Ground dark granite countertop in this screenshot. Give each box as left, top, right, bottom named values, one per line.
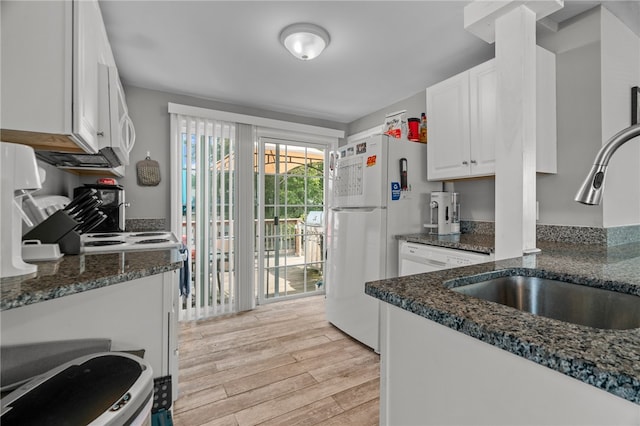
left=366, top=240, right=640, bottom=405
left=397, top=232, right=495, bottom=254
left=0, top=249, right=183, bottom=311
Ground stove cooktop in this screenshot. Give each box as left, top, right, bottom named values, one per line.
left=81, top=232, right=181, bottom=253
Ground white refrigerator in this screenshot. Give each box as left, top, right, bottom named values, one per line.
left=326, top=134, right=437, bottom=352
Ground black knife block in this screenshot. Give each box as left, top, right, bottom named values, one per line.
left=23, top=210, right=82, bottom=255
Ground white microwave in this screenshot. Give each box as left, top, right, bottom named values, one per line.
left=36, top=64, right=134, bottom=176
left=98, top=63, right=135, bottom=166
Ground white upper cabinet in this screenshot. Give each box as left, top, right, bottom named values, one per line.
left=426, top=65, right=472, bottom=180
left=468, top=59, right=497, bottom=177
left=73, top=0, right=103, bottom=152
left=1, top=0, right=118, bottom=155
left=426, top=46, right=557, bottom=181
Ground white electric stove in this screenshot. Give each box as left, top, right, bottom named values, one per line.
left=81, top=231, right=181, bottom=253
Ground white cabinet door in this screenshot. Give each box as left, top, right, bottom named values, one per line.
left=426, top=47, right=556, bottom=181
left=469, top=59, right=497, bottom=177
left=1, top=0, right=120, bottom=158
left=0, top=1, right=73, bottom=136
left=73, top=0, right=103, bottom=153
left=426, top=60, right=497, bottom=180
left=426, top=71, right=471, bottom=180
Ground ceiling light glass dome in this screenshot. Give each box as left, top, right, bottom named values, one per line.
left=280, top=23, right=330, bottom=61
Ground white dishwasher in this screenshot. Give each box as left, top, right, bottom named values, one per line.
left=398, top=240, right=493, bottom=276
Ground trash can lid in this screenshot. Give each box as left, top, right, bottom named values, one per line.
left=1, top=353, right=152, bottom=426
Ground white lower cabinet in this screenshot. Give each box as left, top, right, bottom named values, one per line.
left=379, top=303, right=639, bottom=425
left=0, top=271, right=180, bottom=402
left=426, top=46, right=557, bottom=181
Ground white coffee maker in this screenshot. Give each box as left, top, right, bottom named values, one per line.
left=1, top=142, right=42, bottom=278
left=425, top=191, right=460, bottom=235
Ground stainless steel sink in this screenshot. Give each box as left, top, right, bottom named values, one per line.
left=451, top=275, right=640, bottom=330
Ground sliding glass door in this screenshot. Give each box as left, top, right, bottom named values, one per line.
left=256, top=138, right=328, bottom=303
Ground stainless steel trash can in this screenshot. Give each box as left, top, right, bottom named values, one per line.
left=0, top=352, right=153, bottom=425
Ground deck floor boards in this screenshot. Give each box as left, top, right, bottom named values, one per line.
left=173, top=295, right=380, bottom=426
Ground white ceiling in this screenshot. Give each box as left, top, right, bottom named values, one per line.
left=99, top=1, right=640, bottom=125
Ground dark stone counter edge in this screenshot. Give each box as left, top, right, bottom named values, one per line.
left=401, top=236, right=494, bottom=254
left=365, top=276, right=640, bottom=406
left=1, top=263, right=181, bottom=311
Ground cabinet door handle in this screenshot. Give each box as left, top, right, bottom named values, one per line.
left=471, top=160, right=477, bottom=164
left=462, top=161, right=468, bottom=165
left=97, top=131, right=105, bottom=137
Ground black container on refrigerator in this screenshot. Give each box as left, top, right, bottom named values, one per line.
left=74, top=184, right=125, bottom=232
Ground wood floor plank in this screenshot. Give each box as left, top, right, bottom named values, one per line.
left=308, top=351, right=379, bottom=383
left=316, top=398, right=379, bottom=426
left=178, top=353, right=297, bottom=397
left=224, top=344, right=358, bottom=397
left=178, top=373, right=318, bottom=425
left=213, top=334, right=332, bottom=371
left=175, top=295, right=380, bottom=426
left=332, top=378, right=380, bottom=411
left=256, top=397, right=345, bottom=426
left=233, top=363, right=379, bottom=425
left=173, top=384, right=227, bottom=414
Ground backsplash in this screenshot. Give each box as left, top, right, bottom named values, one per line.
left=461, top=221, right=640, bottom=246
left=125, top=218, right=166, bottom=232
left=604, top=225, right=640, bottom=246
left=460, top=221, right=494, bottom=235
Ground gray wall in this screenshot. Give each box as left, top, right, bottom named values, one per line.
left=348, top=91, right=427, bottom=138
left=537, top=41, right=603, bottom=227
left=35, top=161, right=80, bottom=198
left=79, top=86, right=346, bottom=222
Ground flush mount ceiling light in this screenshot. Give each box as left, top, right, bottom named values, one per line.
left=279, top=23, right=330, bottom=61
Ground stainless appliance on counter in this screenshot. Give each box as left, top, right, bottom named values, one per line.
left=0, top=352, right=153, bottom=425
left=74, top=184, right=125, bottom=232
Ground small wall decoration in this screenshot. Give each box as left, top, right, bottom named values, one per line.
left=632, top=86, right=639, bottom=125
left=136, top=152, right=161, bottom=186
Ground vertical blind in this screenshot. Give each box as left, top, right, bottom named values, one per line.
left=171, top=114, right=236, bottom=320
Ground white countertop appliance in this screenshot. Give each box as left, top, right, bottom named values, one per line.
left=326, top=134, right=437, bottom=352
left=81, top=231, right=181, bottom=253
left=425, top=191, right=461, bottom=235
left=0, top=142, right=42, bottom=278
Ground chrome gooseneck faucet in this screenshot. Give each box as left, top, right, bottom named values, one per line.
left=575, top=123, right=640, bottom=205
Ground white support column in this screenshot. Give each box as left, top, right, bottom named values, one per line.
left=464, top=0, right=563, bottom=260
left=494, top=6, right=538, bottom=259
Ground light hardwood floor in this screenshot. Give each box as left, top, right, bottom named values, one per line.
left=173, top=295, right=380, bottom=426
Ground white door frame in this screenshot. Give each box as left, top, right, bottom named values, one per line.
left=256, top=132, right=336, bottom=305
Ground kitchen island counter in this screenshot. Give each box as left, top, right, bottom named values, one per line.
left=366, top=240, right=640, bottom=409
left=0, top=249, right=183, bottom=311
